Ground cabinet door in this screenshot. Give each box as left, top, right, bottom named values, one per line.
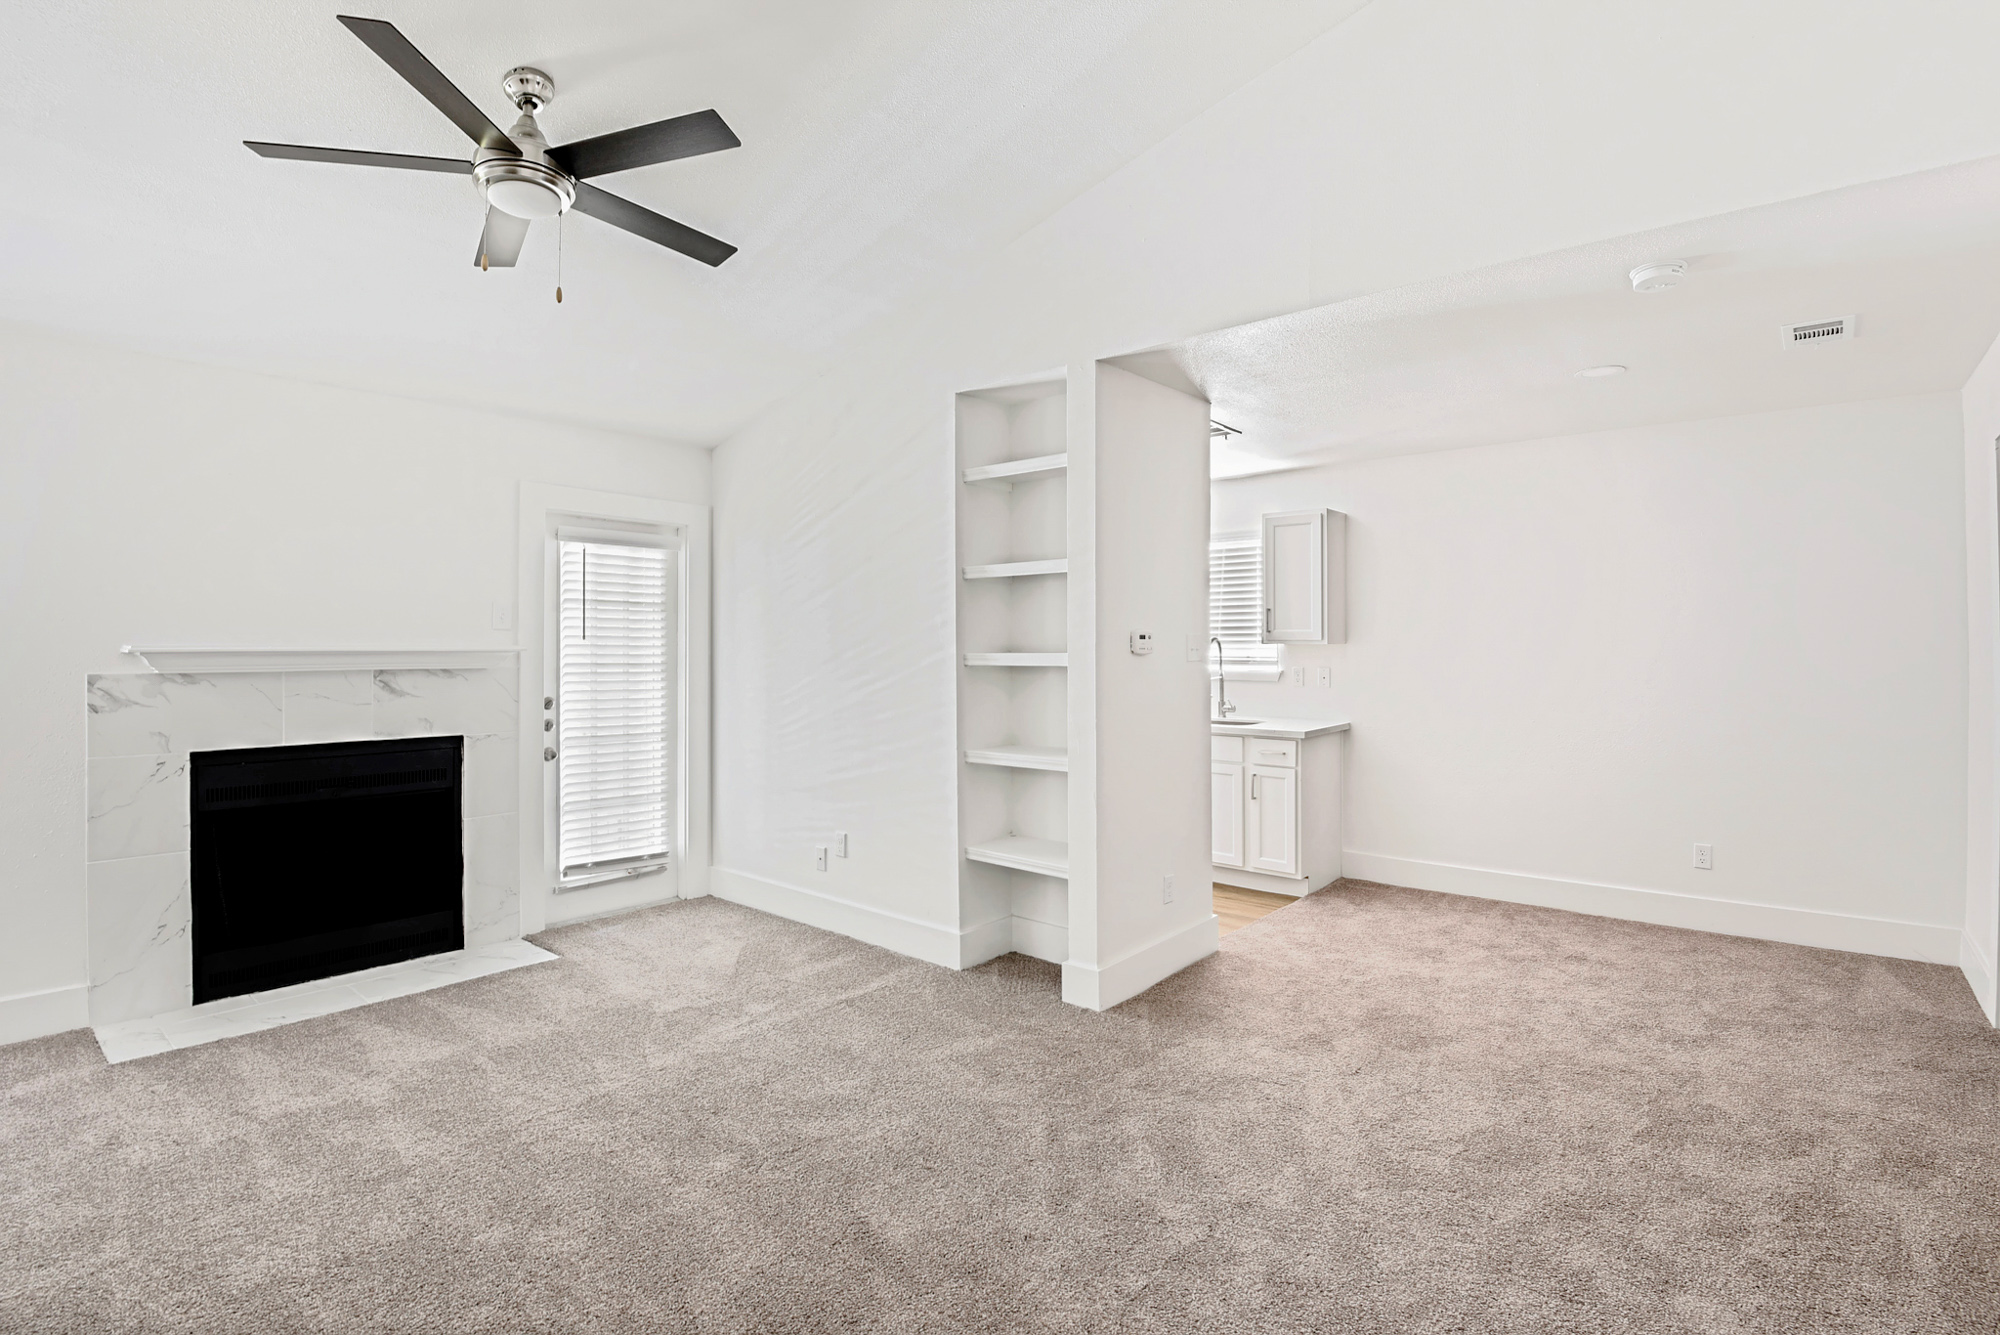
left=1262, top=510, right=1326, bottom=643
left=1246, top=764, right=1300, bottom=877
left=1211, top=762, right=1245, bottom=867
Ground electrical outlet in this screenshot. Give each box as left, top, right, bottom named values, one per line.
left=1317, top=666, right=1332, bottom=688
left=1185, top=635, right=1203, bottom=662
left=816, top=845, right=829, bottom=872
left=1162, top=874, right=1174, bottom=904
left=835, top=832, right=848, bottom=858
left=490, top=601, right=513, bottom=630
left=1693, top=843, right=1713, bottom=870
left=1292, top=667, right=1304, bottom=686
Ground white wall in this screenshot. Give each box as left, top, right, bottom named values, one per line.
left=1213, top=396, right=1970, bottom=962
left=1961, top=334, right=2000, bottom=1022
left=1064, top=363, right=1216, bottom=1008
left=710, top=4, right=2000, bottom=985
left=0, top=322, right=709, bottom=1042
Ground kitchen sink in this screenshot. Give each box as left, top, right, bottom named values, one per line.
left=1210, top=718, right=1263, bottom=726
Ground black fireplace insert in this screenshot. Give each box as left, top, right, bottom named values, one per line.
left=191, top=736, right=465, bottom=1003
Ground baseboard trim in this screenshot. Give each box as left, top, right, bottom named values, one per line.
left=710, top=866, right=965, bottom=969
left=1212, top=865, right=1318, bottom=898
left=1012, top=917, right=1067, bottom=965
left=959, top=914, right=1014, bottom=969
left=0, top=984, right=90, bottom=1047
left=1962, top=930, right=1998, bottom=1026
left=1342, top=851, right=1962, bottom=965
left=1062, top=914, right=1219, bottom=1011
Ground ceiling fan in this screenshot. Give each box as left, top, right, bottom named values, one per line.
left=246, top=15, right=739, bottom=273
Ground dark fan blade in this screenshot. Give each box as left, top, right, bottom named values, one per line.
left=569, top=182, right=736, bottom=266
left=336, top=15, right=518, bottom=152
left=245, top=141, right=470, bottom=173
left=547, top=109, right=740, bottom=179
left=475, top=208, right=532, bottom=268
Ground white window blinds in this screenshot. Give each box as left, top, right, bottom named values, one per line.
left=558, top=538, right=672, bottom=885
left=1210, top=536, right=1281, bottom=667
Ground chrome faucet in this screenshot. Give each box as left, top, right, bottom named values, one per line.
left=1210, top=636, right=1236, bottom=719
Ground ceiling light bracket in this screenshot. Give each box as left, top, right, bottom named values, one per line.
left=503, top=67, right=556, bottom=114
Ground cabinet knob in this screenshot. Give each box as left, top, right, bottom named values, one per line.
left=543, top=747, right=557, bottom=762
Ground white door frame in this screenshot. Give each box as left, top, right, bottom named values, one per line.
left=517, top=482, right=711, bottom=932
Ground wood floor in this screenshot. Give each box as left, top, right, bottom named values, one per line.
left=1213, top=884, right=1297, bottom=936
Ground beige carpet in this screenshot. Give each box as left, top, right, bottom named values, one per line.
left=3, top=880, right=1997, bottom=1333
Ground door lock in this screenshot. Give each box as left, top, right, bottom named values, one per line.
left=544, top=747, right=557, bottom=762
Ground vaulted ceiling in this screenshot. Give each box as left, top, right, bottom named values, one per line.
left=2, top=0, right=1368, bottom=442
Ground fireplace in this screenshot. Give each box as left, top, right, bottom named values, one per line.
left=191, top=736, right=465, bottom=1003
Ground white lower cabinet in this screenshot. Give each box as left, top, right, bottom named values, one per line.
left=1211, top=723, right=1346, bottom=896
left=1246, top=764, right=1300, bottom=876
left=1211, top=762, right=1244, bottom=867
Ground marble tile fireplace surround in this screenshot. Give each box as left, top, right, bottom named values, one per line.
left=85, top=662, right=527, bottom=1041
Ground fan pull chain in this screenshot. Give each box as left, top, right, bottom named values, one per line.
left=556, top=212, right=564, bottom=304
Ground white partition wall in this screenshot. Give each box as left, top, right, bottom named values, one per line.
left=1063, top=362, right=1218, bottom=1009
left=954, top=362, right=1216, bottom=1008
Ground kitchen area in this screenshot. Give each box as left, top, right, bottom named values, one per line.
left=1210, top=505, right=1350, bottom=931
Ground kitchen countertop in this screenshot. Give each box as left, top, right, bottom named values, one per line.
left=1210, top=716, right=1351, bottom=740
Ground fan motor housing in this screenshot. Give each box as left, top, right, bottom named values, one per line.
left=474, top=100, right=575, bottom=220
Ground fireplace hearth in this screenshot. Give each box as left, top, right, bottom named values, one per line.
left=191, top=736, right=465, bottom=1003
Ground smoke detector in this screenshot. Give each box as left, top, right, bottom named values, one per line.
left=1629, top=260, right=1688, bottom=293
left=1780, top=316, right=1853, bottom=346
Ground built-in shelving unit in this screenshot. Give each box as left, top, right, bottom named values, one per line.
left=964, top=745, right=1067, bottom=771
left=963, top=558, right=1067, bottom=580
left=955, top=378, right=1071, bottom=962
left=964, top=836, right=1069, bottom=879
left=963, top=652, right=1066, bottom=668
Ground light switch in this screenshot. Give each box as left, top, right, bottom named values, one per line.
left=490, top=601, right=513, bottom=630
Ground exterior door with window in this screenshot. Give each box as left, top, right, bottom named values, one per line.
left=553, top=533, right=677, bottom=892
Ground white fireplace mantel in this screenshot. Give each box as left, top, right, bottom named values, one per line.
left=120, top=646, right=520, bottom=674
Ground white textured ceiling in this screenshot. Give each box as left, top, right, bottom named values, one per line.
left=1110, top=156, right=2000, bottom=477
left=2, top=0, right=1368, bottom=442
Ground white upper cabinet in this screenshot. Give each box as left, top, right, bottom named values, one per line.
left=1261, top=509, right=1346, bottom=644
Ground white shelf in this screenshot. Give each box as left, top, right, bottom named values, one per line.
left=963, top=558, right=1067, bottom=580
left=965, top=836, right=1069, bottom=878
left=964, top=652, right=1067, bottom=667
left=962, top=453, right=1068, bottom=488
left=964, top=745, right=1068, bottom=772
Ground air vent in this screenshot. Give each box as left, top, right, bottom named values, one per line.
left=1781, top=316, right=1853, bottom=346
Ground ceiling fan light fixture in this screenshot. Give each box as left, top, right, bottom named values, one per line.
left=247, top=17, right=740, bottom=269
left=473, top=154, right=575, bottom=219
left=486, top=178, right=565, bottom=219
